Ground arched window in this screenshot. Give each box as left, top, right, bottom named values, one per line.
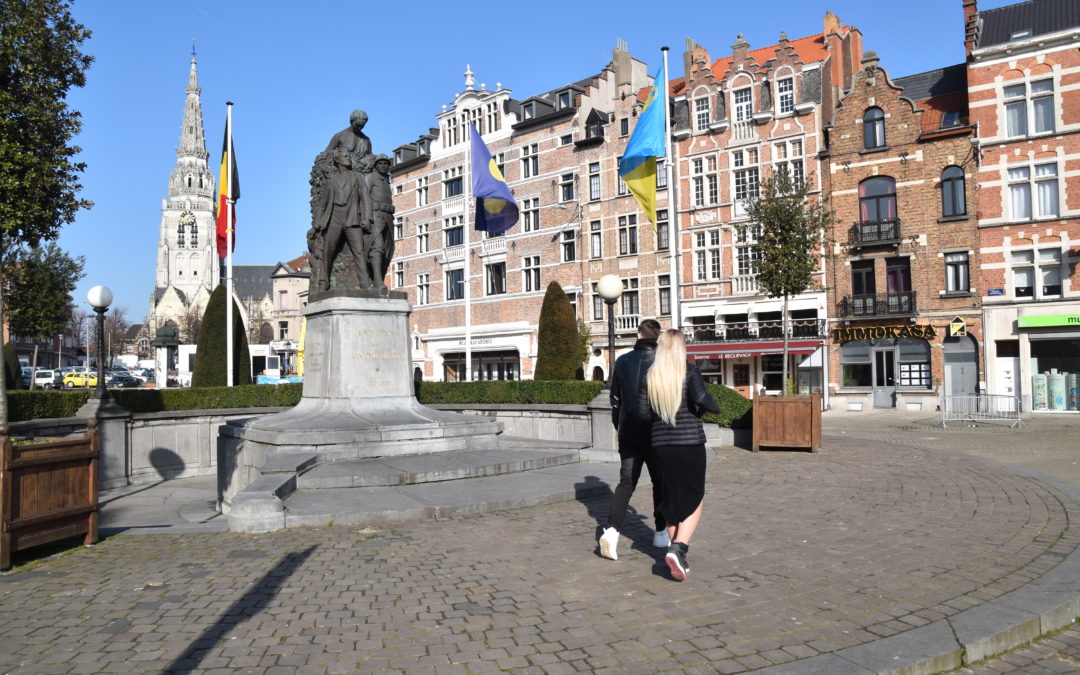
left=941, top=166, right=966, bottom=217
left=863, top=107, right=885, bottom=149
left=858, top=176, right=897, bottom=223
left=189, top=219, right=198, bottom=247
left=176, top=222, right=185, bottom=247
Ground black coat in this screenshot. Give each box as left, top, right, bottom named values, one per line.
left=635, top=364, right=720, bottom=447
left=610, top=339, right=657, bottom=440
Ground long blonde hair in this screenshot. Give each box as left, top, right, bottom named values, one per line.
left=647, top=329, right=687, bottom=426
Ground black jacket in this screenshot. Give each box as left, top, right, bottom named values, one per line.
left=635, top=364, right=720, bottom=447
left=610, top=339, right=657, bottom=439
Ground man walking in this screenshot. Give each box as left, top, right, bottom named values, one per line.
left=599, top=319, right=668, bottom=560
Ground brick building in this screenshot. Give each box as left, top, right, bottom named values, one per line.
left=965, top=0, right=1080, bottom=412
left=825, top=49, right=979, bottom=411
left=390, top=43, right=662, bottom=382
left=668, top=14, right=862, bottom=400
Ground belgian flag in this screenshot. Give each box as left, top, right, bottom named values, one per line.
left=215, top=112, right=240, bottom=258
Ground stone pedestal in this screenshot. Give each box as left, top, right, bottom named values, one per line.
left=76, top=398, right=131, bottom=490
left=218, top=292, right=502, bottom=530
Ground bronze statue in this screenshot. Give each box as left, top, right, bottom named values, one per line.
left=324, top=109, right=373, bottom=174
left=314, top=149, right=373, bottom=290
left=366, top=154, right=395, bottom=292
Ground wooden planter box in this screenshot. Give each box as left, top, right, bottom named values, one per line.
left=1, top=421, right=99, bottom=570
left=752, top=393, right=821, bottom=453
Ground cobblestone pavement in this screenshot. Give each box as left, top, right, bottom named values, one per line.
left=3, top=422, right=1080, bottom=674
left=955, top=622, right=1080, bottom=673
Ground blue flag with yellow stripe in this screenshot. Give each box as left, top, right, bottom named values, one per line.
left=618, top=63, right=666, bottom=224
left=470, top=124, right=518, bottom=233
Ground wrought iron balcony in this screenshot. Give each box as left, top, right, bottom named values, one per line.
left=847, top=218, right=902, bottom=248
left=837, top=292, right=917, bottom=318
left=682, top=318, right=828, bottom=344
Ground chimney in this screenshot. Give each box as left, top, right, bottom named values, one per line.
left=824, top=11, right=844, bottom=93
left=683, top=37, right=696, bottom=84
left=731, top=33, right=750, bottom=62
left=613, top=38, right=631, bottom=88
left=963, top=0, right=979, bottom=58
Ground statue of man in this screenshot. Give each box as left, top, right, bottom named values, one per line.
left=324, top=109, right=373, bottom=174
left=366, top=154, right=395, bottom=292
left=314, top=148, right=373, bottom=290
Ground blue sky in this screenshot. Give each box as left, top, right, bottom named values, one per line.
left=59, top=0, right=1014, bottom=321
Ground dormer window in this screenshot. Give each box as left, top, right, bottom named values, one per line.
left=418, top=139, right=429, bottom=155
left=777, top=78, right=794, bottom=114
left=522, top=102, right=535, bottom=120
left=941, top=111, right=961, bottom=128
left=394, top=149, right=403, bottom=163
left=587, top=120, right=602, bottom=139
left=558, top=91, right=572, bottom=109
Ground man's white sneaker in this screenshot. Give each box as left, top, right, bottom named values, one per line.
left=598, top=527, right=619, bottom=560
left=653, top=529, right=671, bottom=548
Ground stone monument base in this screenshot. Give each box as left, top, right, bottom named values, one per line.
left=218, top=292, right=502, bottom=531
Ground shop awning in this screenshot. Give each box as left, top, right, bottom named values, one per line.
left=687, top=340, right=823, bottom=360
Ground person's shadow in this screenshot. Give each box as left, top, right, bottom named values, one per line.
left=575, top=475, right=669, bottom=575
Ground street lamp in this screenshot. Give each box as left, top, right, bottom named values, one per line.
left=87, top=285, right=112, bottom=401
left=596, top=274, right=623, bottom=386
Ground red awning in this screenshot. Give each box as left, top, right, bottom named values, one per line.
left=686, top=340, right=822, bottom=360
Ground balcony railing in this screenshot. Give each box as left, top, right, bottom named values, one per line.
left=481, top=237, right=506, bottom=255
left=615, top=314, right=640, bottom=332
left=848, top=218, right=901, bottom=248
left=730, top=274, right=759, bottom=295
left=732, top=120, right=755, bottom=141
left=682, top=318, right=828, bottom=344
left=837, top=292, right=917, bottom=318
left=443, top=244, right=465, bottom=262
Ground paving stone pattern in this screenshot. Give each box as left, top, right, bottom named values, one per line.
left=2, top=432, right=1079, bottom=674
left=956, top=622, right=1080, bottom=673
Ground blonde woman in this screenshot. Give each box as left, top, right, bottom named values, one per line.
left=635, top=329, right=719, bottom=581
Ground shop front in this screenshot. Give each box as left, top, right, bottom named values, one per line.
left=830, top=323, right=942, bottom=411
left=686, top=339, right=824, bottom=400
left=1017, top=313, right=1079, bottom=412
left=422, top=323, right=534, bottom=382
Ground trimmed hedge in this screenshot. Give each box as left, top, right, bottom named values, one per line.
left=416, top=380, right=603, bottom=405
left=7, top=389, right=90, bottom=421
left=701, top=383, right=754, bottom=429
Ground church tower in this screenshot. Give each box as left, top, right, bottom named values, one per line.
left=149, top=51, right=218, bottom=337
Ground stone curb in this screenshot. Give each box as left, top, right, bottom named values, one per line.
left=750, top=432, right=1080, bottom=674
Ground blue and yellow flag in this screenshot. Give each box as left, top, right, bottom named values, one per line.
left=470, top=124, right=518, bottom=234
left=618, top=63, right=666, bottom=225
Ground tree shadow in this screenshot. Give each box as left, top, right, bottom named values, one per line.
left=164, top=545, right=318, bottom=673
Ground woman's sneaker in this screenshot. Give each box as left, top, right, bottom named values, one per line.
left=598, top=527, right=619, bottom=560
left=665, top=542, right=689, bottom=581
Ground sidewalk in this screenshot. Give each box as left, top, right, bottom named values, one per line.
left=0, top=412, right=1077, bottom=673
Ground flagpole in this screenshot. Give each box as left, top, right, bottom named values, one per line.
left=225, top=101, right=235, bottom=387
left=661, top=47, right=681, bottom=331
left=464, top=125, right=473, bottom=383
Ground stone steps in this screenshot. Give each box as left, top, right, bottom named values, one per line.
left=281, top=461, right=621, bottom=528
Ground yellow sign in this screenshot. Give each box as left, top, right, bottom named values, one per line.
left=831, top=324, right=938, bottom=344
left=948, top=316, right=966, bottom=337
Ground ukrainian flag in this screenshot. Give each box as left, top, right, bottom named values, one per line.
left=618, top=63, right=666, bottom=224
left=470, top=123, right=519, bottom=234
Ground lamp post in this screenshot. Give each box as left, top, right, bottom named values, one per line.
left=596, top=274, right=623, bottom=386
left=87, top=285, right=112, bottom=401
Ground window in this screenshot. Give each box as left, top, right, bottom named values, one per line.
left=762, top=354, right=784, bottom=391
left=278, top=290, right=288, bottom=310
left=558, top=91, right=572, bottom=109
left=561, top=230, right=576, bottom=262
left=656, top=158, right=667, bottom=189
left=1011, top=248, right=1063, bottom=298
left=445, top=269, right=464, bottom=300
left=777, top=77, right=794, bottom=114
left=521, top=143, right=539, bottom=178
left=443, top=166, right=463, bottom=197
left=566, top=292, right=578, bottom=318
left=495, top=152, right=506, bottom=178
left=1008, top=163, right=1058, bottom=220
left=656, top=209, right=669, bottom=251
left=279, top=322, right=289, bottom=340
left=189, top=220, right=198, bottom=247
left=691, top=155, right=718, bottom=208
left=618, top=214, right=638, bottom=255
left=522, top=198, right=541, bottom=232
left=590, top=220, right=602, bottom=259
left=941, top=110, right=962, bottom=128
left=941, top=166, right=966, bottom=217
left=773, top=139, right=804, bottom=187
left=417, top=223, right=429, bottom=253
left=859, top=176, right=897, bottom=223
left=621, top=278, right=640, bottom=315
left=523, top=255, right=541, bottom=292
left=559, top=173, right=575, bottom=202
left=617, top=156, right=628, bottom=195
left=522, top=102, right=535, bottom=120
left=898, top=339, right=931, bottom=388
left=733, top=88, right=752, bottom=122
left=658, top=274, right=671, bottom=316
left=591, top=282, right=604, bottom=320
left=620, top=117, right=629, bottom=136
left=736, top=245, right=759, bottom=276
left=863, top=107, right=886, bottom=149
left=444, top=218, right=463, bottom=247
left=394, top=262, right=404, bottom=288
left=694, top=229, right=721, bottom=280
left=416, top=176, right=429, bottom=206
left=417, top=273, right=430, bottom=305
left=1004, top=79, right=1055, bottom=137
left=732, top=148, right=759, bottom=217
left=176, top=221, right=185, bottom=248
left=589, top=162, right=601, bottom=201
left=945, top=252, right=969, bottom=294
left=694, top=97, right=711, bottom=131
left=486, top=262, right=506, bottom=295
left=560, top=134, right=573, bottom=146
left=394, top=216, right=404, bottom=240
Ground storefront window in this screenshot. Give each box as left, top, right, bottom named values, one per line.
left=840, top=341, right=872, bottom=387
left=897, top=338, right=931, bottom=388
left=762, top=354, right=784, bottom=391
left=442, top=350, right=520, bottom=382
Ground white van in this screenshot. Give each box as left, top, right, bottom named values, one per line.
left=33, top=369, right=60, bottom=389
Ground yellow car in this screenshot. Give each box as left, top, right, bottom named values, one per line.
left=63, top=371, right=98, bottom=388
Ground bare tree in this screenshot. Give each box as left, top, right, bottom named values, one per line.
left=102, top=306, right=129, bottom=366
left=178, top=303, right=202, bottom=344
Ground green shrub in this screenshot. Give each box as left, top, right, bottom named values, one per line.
left=417, top=380, right=602, bottom=405
left=4, top=342, right=24, bottom=391
left=533, top=282, right=580, bottom=380
left=192, top=284, right=252, bottom=387
left=6, top=389, right=89, bottom=420
left=701, top=383, right=753, bottom=429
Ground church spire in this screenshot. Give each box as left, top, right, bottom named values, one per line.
left=169, top=49, right=213, bottom=200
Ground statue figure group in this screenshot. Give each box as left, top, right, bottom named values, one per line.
left=308, top=109, right=395, bottom=294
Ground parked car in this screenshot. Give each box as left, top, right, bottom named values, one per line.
left=106, top=371, right=140, bottom=388
left=32, top=369, right=61, bottom=389
left=63, top=370, right=98, bottom=388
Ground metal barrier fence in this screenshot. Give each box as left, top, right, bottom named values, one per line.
left=940, top=394, right=1025, bottom=430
